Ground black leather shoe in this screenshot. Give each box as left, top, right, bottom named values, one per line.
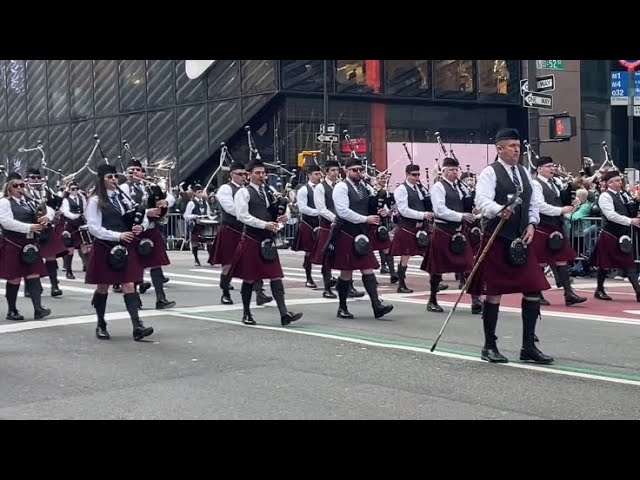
left=427, top=301, right=444, bottom=313
left=397, top=285, right=414, bottom=294
left=305, top=280, right=317, bottom=289
left=348, top=286, right=365, bottom=298
left=96, top=325, right=110, bottom=340
left=256, top=290, right=273, bottom=306
left=374, top=302, right=393, bottom=319
left=481, top=347, right=508, bottom=363
left=594, top=290, right=612, bottom=301
left=337, top=307, right=354, bottom=319
left=380, top=265, right=390, bottom=274
left=242, top=314, right=256, bottom=325
left=471, top=302, right=482, bottom=315
left=328, top=277, right=338, bottom=289
left=139, top=282, right=152, bottom=294
left=228, top=284, right=234, bottom=290
left=34, top=308, right=51, bottom=320
left=437, top=283, right=449, bottom=291
left=113, top=284, right=122, bottom=293
left=221, top=294, right=233, bottom=305
left=539, top=295, right=550, bottom=306
left=163, top=277, right=169, bottom=284
left=520, top=346, right=554, bottom=364
left=322, top=290, right=337, bottom=299
left=281, top=311, right=303, bottom=326
left=51, top=287, right=63, bottom=297
left=565, top=292, right=587, bottom=305
left=133, top=325, right=154, bottom=341
left=390, top=274, right=399, bottom=284
left=156, top=299, right=176, bottom=309
left=6, top=310, right=24, bottom=321
left=66, top=271, right=75, bottom=280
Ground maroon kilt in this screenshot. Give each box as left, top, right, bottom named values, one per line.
left=38, top=220, right=68, bottom=259
left=589, top=230, right=635, bottom=269
left=0, top=233, right=47, bottom=280
left=389, top=224, right=427, bottom=257
left=329, top=230, right=380, bottom=271
left=84, top=239, right=143, bottom=285
left=291, top=219, right=318, bottom=252
left=531, top=224, right=576, bottom=265
left=64, top=218, right=85, bottom=249
left=208, top=224, right=242, bottom=266
left=467, top=233, right=551, bottom=296
left=190, top=225, right=202, bottom=244
left=228, top=232, right=284, bottom=281
left=367, top=223, right=392, bottom=251
left=468, top=221, right=482, bottom=257
left=310, top=218, right=332, bottom=265
left=137, top=227, right=170, bottom=269
left=421, top=224, right=473, bottom=275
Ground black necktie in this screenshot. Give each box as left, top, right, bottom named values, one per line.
left=19, top=198, right=33, bottom=212
left=511, top=166, right=521, bottom=190
left=356, top=183, right=365, bottom=200
left=258, top=186, right=267, bottom=204
left=111, top=193, right=121, bottom=212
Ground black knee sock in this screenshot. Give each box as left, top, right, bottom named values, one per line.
left=123, top=292, right=142, bottom=328
left=597, top=268, right=608, bottom=291
left=429, top=274, right=441, bottom=303
left=220, top=273, right=231, bottom=295
left=555, top=264, right=573, bottom=296
left=521, top=295, right=540, bottom=349
left=63, top=253, right=73, bottom=272
left=241, top=282, right=253, bottom=316
left=304, top=257, right=312, bottom=282
left=321, top=264, right=331, bottom=290
left=150, top=267, right=165, bottom=301
left=5, top=282, right=19, bottom=312
left=362, top=273, right=380, bottom=309
left=192, top=246, right=199, bottom=262
left=46, top=260, right=58, bottom=287
left=625, top=267, right=640, bottom=293
left=336, top=278, right=350, bottom=310
left=25, top=278, right=44, bottom=311
left=270, top=279, right=288, bottom=317
left=92, top=292, right=108, bottom=327
left=482, top=302, right=500, bottom=349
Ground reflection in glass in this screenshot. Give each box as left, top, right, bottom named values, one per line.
left=336, top=60, right=378, bottom=94
left=8, top=60, right=26, bottom=94
left=433, top=60, right=473, bottom=93
left=478, top=60, right=510, bottom=95
left=385, top=60, right=430, bottom=96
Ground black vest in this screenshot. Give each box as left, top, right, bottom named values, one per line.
left=127, top=182, right=144, bottom=205
left=9, top=198, right=35, bottom=224
left=68, top=196, right=84, bottom=215
left=322, top=180, right=336, bottom=214
left=301, top=184, right=319, bottom=227
left=245, top=185, right=274, bottom=239
left=397, top=182, right=425, bottom=226
left=482, top=162, right=532, bottom=241
left=339, top=181, right=369, bottom=237
left=220, top=183, right=244, bottom=231
left=601, top=190, right=631, bottom=237
left=439, top=179, right=464, bottom=227
left=100, top=199, right=128, bottom=234
left=535, top=177, right=563, bottom=228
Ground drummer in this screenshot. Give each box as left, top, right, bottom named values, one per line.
left=183, top=184, right=213, bottom=266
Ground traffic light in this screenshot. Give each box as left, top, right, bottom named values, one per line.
left=548, top=114, right=576, bottom=141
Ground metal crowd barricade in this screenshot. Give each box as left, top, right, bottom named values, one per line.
left=567, top=216, right=640, bottom=263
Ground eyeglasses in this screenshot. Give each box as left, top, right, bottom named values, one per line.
left=231, top=171, right=247, bottom=176
left=349, top=168, right=364, bottom=173
left=11, top=183, right=25, bottom=188
left=104, top=174, right=116, bottom=179
left=28, top=175, right=41, bottom=180
left=70, top=187, right=79, bottom=191
left=128, top=168, right=141, bottom=173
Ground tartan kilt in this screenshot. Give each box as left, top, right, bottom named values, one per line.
left=367, top=223, right=392, bottom=251
left=228, top=232, right=284, bottom=281
left=421, top=225, right=473, bottom=274
left=329, top=230, right=380, bottom=271
left=467, top=234, right=551, bottom=296
left=39, top=221, right=68, bottom=258
left=530, top=223, right=577, bottom=265
left=389, top=224, right=427, bottom=257
left=137, top=227, right=170, bottom=268
left=63, top=219, right=85, bottom=250
left=84, top=239, right=143, bottom=285
left=0, top=233, right=47, bottom=280
left=310, top=218, right=332, bottom=265
left=589, top=230, right=635, bottom=269
left=208, top=224, right=243, bottom=266
left=291, top=219, right=317, bottom=252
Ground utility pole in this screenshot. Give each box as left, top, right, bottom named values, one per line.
left=527, top=60, right=540, bottom=155
left=628, top=68, right=635, bottom=170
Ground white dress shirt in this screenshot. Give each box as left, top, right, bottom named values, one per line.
left=234, top=183, right=273, bottom=230
left=333, top=178, right=368, bottom=224
left=61, top=195, right=85, bottom=220
left=0, top=196, right=47, bottom=234
left=475, top=158, right=541, bottom=225
left=395, top=181, right=427, bottom=221
left=297, top=182, right=319, bottom=217
left=184, top=198, right=212, bottom=221
left=431, top=178, right=464, bottom=223
left=86, top=191, right=149, bottom=242
left=216, top=181, right=243, bottom=216
left=533, top=175, right=563, bottom=218
left=314, top=179, right=336, bottom=223
left=599, top=189, right=631, bottom=227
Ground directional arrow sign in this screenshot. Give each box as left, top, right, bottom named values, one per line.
left=522, top=91, right=553, bottom=110
left=316, top=133, right=339, bottom=144
left=520, top=74, right=555, bottom=95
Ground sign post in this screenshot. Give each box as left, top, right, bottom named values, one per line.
left=619, top=60, right=640, bottom=169
left=527, top=60, right=540, bottom=155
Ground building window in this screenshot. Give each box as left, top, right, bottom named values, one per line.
left=384, top=60, right=430, bottom=97
left=477, top=60, right=520, bottom=103
left=433, top=60, right=474, bottom=99
left=336, top=60, right=379, bottom=94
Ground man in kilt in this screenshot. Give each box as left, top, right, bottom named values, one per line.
left=292, top=164, right=323, bottom=288
left=330, top=158, right=393, bottom=320
left=421, top=157, right=481, bottom=313
left=390, top=163, right=433, bottom=294
left=531, top=156, right=586, bottom=306
left=228, top=160, right=303, bottom=327
left=183, top=184, right=213, bottom=267
left=0, top=172, right=52, bottom=320
left=468, top=128, right=553, bottom=364
left=85, top=163, right=154, bottom=341
left=589, top=169, right=640, bottom=300
left=60, top=180, right=89, bottom=279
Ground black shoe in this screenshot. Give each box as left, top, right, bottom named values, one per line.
left=194, top=260, right=201, bottom=267
left=471, top=302, right=483, bottom=315
left=221, top=294, right=233, bottom=305
left=328, top=277, right=338, bottom=289
left=96, top=325, right=110, bottom=340
left=6, top=310, right=24, bottom=321
left=242, top=314, right=256, bottom=325
left=539, top=295, right=550, bottom=306
left=437, top=283, right=449, bottom=292
left=594, top=290, right=612, bottom=301
left=305, top=280, right=317, bottom=289
left=228, top=284, right=234, bottom=290
left=34, top=308, right=51, bottom=320
left=481, top=347, right=509, bottom=363
left=163, top=277, right=169, bottom=284
left=397, top=285, right=414, bottom=294
left=565, top=291, right=587, bottom=305
left=390, top=274, right=399, bottom=284
left=51, top=287, right=63, bottom=297
left=156, top=299, right=176, bottom=309
left=337, top=307, right=354, bottom=319
left=426, top=301, right=443, bottom=313
left=281, top=311, right=303, bottom=326
left=139, top=282, right=152, bottom=294
left=520, top=346, right=554, bottom=364
left=256, top=290, right=273, bottom=306
left=348, top=286, right=365, bottom=298
left=380, top=265, right=390, bottom=274
left=113, top=284, right=122, bottom=293
left=322, top=290, right=337, bottom=299
left=133, top=325, right=154, bottom=341
left=66, top=271, right=75, bottom=280
left=374, top=302, right=393, bottom=319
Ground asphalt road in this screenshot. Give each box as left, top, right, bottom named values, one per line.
left=1, top=249, right=639, bottom=419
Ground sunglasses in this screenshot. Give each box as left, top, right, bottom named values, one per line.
left=128, top=168, right=142, bottom=173
left=28, top=175, right=41, bottom=180
left=70, top=187, right=79, bottom=191
left=11, top=182, right=25, bottom=188
left=231, top=171, right=247, bottom=176
left=349, top=168, right=364, bottom=173
left=104, top=174, right=116, bottom=179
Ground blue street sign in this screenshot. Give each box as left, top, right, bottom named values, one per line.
left=611, top=71, right=640, bottom=97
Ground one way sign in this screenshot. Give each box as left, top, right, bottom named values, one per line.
left=520, top=74, right=555, bottom=94
left=522, top=91, right=553, bottom=110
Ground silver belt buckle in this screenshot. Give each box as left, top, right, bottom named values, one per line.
left=416, top=222, right=423, bottom=228
left=26, top=232, right=34, bottom=239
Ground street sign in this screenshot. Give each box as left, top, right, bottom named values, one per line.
left=520, top=74, right=555, bottom=94
left=610, top=71, right=640, bottom=105
left=316, top=133, right=339, bottom=144
left=635, top=105, right=640, bottom=117
left=536, top=60, right=564, bottom=70
left=319, top=123, right=336, bottom=134
left=522, top=91, right=553, bottom=110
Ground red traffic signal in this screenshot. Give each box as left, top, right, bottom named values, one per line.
left=548, top=114, right=576, bottom=140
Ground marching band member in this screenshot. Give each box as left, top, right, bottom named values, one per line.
left=468, top=128, right=553, bottom=364
left=589, top=169, right=640, bottom=301
left=60, top=181, right=88, bottom=279
left=291, top=164, right=322, bottom=288
left=329, top=158, right=393, bottom=320
left=0, top=172, right=51, bottom=320
left=390, top=164, right=433, bottom=294
left=183, top=184, right=213, bottom=266
left=368, top=175, right=397, bottom=284
left=531, top=156, right=586, bottom=306
left=228, top=160, right=302, bottom=326
left=85, top=163, right=154, bottom=341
